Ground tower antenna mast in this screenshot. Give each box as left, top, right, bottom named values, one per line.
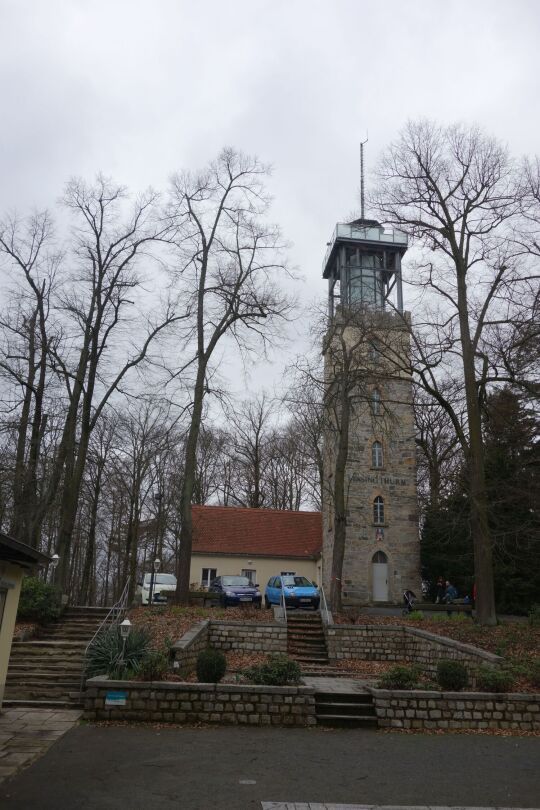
left=360, top=134, right=369, bottom=219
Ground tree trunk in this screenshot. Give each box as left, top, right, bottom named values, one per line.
left=175, top=364, right=206, bottom=604
left=329, top=373, right=351, bottom=614
left=456, top=267, right=497, bottom=625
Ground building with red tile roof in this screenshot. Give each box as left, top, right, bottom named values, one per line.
left=188, top=505, right=322, bottom=590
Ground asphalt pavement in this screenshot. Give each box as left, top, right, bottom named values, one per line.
left=0, top=724, right=538, bottom=810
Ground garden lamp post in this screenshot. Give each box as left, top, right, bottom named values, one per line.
left=49, top=553, right=59, bottom=584
left=148, top=556, right=161, bottom=607
left=119, top=618, right=132, bottom=674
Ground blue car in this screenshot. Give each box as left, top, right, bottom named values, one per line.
left=265, top=574, right=320, bottom=610
left=208, top=575, right=262, bottom=608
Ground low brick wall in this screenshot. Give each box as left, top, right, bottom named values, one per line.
left=84, top=678, right=316, bottom=726
left=325, top=625, right=501, bottom=686
left=170, top=620, right=209, bottom=677
left=368, top=687, right=540, bottom=731
left=208, top=621, right=287, bottom=654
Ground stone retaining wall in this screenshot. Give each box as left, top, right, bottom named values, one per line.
left=170, top=620, right=209, bottom=678
left=368, top=687, right=540, bottom=731
left=171, top=621, right=287, bottom=676
left=84, top=678, right=316, bottom=726
left=325, top=625, right=502, bottom=686
left=326, top=625, right=407, bottom=661
left=208, top=621, right=287, bottom=654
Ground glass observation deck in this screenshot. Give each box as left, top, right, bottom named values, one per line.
left=323, top=219, right=408, bottom=316
left=322, top=222, right=408, bottom=278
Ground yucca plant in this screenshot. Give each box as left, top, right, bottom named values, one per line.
left=85, top=625, right=151, bottom=679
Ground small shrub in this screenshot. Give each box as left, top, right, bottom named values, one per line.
left=196, top=648, right=227, bottom=683
left=475, top=665, right=514, bottom=693
left=245, top=654, right=301, bottom=686
left=379, top=664, right=421, bottom=690
left=436, top=659, right=469, bottom=691
left=86, top=625, right=150, bottom=679
left=528, top=604, right=540, bottom=627
left=138, top=650, right=169, bottom=681
left=408, top=610, right=424, bottom=620
left=17, top=576, right=61, bottom=624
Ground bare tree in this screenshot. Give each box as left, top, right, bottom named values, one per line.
left=371, top=120, right=525, bottom=624
left=0, top=212, right=60, bottom=547
left=166, top=149, right=293, bottom=603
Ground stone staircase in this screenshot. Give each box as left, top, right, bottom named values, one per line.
left=4, top=606, right=111, bottom=709
left=314, top=690, right=378, bottom=728
left=287, top=612, right=329, bottom=667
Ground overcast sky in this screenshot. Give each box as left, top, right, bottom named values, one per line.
left=1, top=0, right=539, bottom=396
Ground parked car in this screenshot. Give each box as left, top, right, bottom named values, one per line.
left=139, top=573, right=177, bottom=605
left=207, top=575, right=262, bottom=608
left=264, top=573, right=320, bottom=610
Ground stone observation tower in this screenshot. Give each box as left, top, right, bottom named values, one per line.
left=321, top=218, right=421, bottom=605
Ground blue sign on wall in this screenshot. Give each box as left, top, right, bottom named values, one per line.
left=105, top=690, right=128, bottom=707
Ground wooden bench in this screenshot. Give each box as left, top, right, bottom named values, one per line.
left=420, top=602, right=474, bottom=617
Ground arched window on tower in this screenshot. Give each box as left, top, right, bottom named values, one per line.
left=372, top=441, right=384, bottom=468
left=373, top=496, right=385, bottom=524
left=371, top=389, right=381, bottom=416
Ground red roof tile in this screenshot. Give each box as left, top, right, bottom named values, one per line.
left=191, top=505, right=322, bottom=559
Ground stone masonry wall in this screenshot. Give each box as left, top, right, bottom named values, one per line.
left=171, top=621, right=287, bottom=677
left=84, top=678, right=316, bottom=726
left=170, top=620, right=209, bottom=678
left=326, top=624, right=407, bottom=661
left=208, top=621, right=287, bottom=654
left=325, top=624, right=502, bottom=687
left=369, top=687, right=540, bottom=731
left=322, top=311, right=421, bottom=605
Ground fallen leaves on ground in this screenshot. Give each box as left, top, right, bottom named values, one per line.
left=128, top=605, right=273, bottom=652
left=13, top=621, right=38, bottom=640
left=330, top=659, right=404, bottom=676
left=334, top=612, right=540, bottom=692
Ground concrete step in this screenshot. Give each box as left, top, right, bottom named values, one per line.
left=9, top=658, right=85, bottom=669
left=288, top=639, right=327, bottom=649
left=314, top=690, right=377, bottom=728
left=12, top=639, right=87, bottom=647
left=4, top=686, right=80, bottom=701
left=315, top=713, right=378, bottom=728
left=6, top=672, right=80, bottom=691
left=315, top=691, right=374, bottom=704
left=7, top=671, right=81, bottom=682
left=316, top=701, right=376, bottom=717
left=2, top=699, right=83, bottom=709
left=288, top=625, right=324, bottom=635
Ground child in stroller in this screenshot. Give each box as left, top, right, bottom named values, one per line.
left=402, top=589, right=417, bottom=615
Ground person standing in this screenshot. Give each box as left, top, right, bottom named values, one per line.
left=444, top=580, right=458, bottom=603
left=435, top=576, right=445, bottom=603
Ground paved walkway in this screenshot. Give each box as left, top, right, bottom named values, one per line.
left=262, top=806, right=540, bottom=809
left=0, top=708, right=82, bottom=784
left=2, top=725, right=539, bottom=809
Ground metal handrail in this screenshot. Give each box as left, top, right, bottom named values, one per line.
left=320, top=585, right=331, bottom=625
left=279, top=588, right=287, bottom=626
left=79, top=580, right=130, bottom=697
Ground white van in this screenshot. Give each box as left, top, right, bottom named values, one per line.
left=140, top=573, right=177, bottom=605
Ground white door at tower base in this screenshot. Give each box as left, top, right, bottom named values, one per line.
left=372, top=563, right=389, bottom=601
